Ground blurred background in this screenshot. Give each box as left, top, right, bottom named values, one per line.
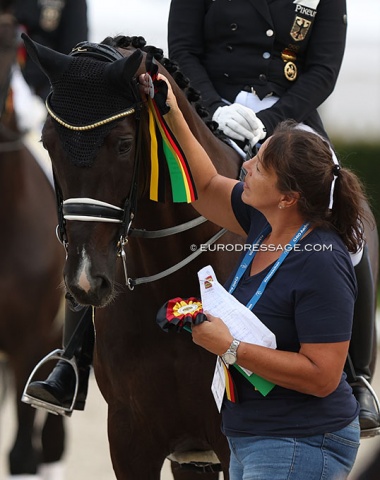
left=1, top=1, right=380, bottom=479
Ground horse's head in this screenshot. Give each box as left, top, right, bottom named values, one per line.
left=22, top=34, right=241, bottom=308
left=21, top=34, right=151, bottom=307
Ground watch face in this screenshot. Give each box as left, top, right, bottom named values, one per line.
left=223, top=352, right=236, bottom=365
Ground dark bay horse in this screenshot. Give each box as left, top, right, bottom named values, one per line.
left=0, top=12, right=66, bottom=479
left=21, top=34, right=379, bottom=479
left=22, top=34, right=244, bottom=480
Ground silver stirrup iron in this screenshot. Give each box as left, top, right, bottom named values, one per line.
left=356, top=376, right=380, bottom=439
left=21, top=349, right=79, bottom=417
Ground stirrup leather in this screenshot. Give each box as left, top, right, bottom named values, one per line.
left=354, top=376, right=380, bottom=439
left=21, top=349, right=79, bottom=417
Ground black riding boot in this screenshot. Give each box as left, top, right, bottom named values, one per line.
left=345, top=246, right=380, bottom=433
left=25, top=301, right=94, bottom=415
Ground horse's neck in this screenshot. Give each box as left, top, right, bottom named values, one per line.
left=176, top=90, right=242, bottom=180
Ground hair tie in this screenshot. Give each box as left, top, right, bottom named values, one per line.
left=293, top=123, right=340, bottom=210
left=332, top=164, right=341, bottom=176
left=329, top=162, right=341, bottom=210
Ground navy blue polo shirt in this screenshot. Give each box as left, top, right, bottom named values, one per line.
left=221, top=183, right=359, bottom=437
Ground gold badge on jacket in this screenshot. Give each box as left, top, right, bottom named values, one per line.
left=281, top=49, right=298, bottom=82
left=290, top=16, right=312, bottom=41
left=39, top=0, right=65, bottom=32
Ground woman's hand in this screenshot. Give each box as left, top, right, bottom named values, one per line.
left=138, top=72, right=180, bottom=116
left=192, top=313, right=233, bottom=356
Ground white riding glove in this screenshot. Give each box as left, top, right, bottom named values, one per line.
left=212, top=103, right=266, bottom=148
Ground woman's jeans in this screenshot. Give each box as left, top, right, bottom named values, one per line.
left=227, top=417, right=360, bottom=480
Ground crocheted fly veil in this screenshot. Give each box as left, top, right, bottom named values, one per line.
left=21, top=34, right=143, bottom=166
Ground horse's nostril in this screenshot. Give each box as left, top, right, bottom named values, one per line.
left=93, top=275, right=112, bottom=295
left=66, top=274, right=114, bottom=308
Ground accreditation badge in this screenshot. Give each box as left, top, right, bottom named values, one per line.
left=290, top=16, right=312, bottom=41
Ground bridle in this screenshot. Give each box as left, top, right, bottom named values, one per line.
left=51, top=42, right=227, bottom=290
left=52, top=42, right=143, bottom=254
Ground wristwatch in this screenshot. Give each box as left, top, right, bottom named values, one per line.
left=221, top=339, right=240, bottom=366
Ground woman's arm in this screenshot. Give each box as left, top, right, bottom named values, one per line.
left=192, top=314, right=349, bottom=397
left=141, top=73, right=245, bottom=236
left=192, top=245, right=356, bottom=398
left=168, top=0, right=226, bottom=115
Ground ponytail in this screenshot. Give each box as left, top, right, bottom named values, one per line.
left=329, top=167, right=375, bottom=253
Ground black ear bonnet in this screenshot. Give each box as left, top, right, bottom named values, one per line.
left=22, top=34, right=143, bottom=166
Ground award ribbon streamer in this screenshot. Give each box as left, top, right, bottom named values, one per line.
left=147, top=96, right=197, bottom=203
left=222, top=362, right=237, bottom=403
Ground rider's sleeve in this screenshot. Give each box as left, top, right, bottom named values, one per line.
left=168, top=0, right=226, bottom=115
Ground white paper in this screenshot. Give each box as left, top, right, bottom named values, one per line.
left=198, top=265, right=277, bottom=352
left=211, top=357, right=226, bottom=412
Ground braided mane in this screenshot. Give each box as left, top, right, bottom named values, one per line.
left=101, top=35, right=228, bottom=143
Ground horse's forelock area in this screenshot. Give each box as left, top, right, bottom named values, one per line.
left=48, top=34, right=231, bottom=168
left=103, top=35, right=228, bottom=143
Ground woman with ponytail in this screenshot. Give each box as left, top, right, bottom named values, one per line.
left=141, top=73, right=368, bottom=479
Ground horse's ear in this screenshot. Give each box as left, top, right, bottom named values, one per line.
left=105, top=49, right=143, bottom=89
left=21, top=33, right=74, bottom=83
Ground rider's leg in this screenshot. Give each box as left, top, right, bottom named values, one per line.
left=347, top=246, right=379, bottom=431
left=25, top=302, right=94, bottom=412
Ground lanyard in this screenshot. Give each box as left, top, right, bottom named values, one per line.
left=228, top=222, right=310, bottom=310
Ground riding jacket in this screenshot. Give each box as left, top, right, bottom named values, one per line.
left=168, top=0, right=347, bottom=138
left=13, top=0, right=88, bottom=99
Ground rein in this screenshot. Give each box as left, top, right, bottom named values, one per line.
left=52, top=42, right=227, bottom=290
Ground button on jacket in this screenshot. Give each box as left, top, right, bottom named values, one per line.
left=168, top=0, right=347, bottom=138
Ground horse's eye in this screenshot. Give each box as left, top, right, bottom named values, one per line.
left=118, top=138, right=133, bottom=156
